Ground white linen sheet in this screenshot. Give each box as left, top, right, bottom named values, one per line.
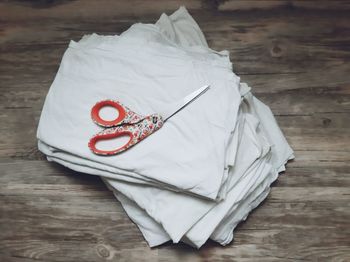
left=37, top=6, right=294, bottom=248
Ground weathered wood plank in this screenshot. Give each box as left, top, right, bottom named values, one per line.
left=1, top=0, right=350, bottom=23
left=288, top=150, right=350, bottom=168
left=0, top=0, right=202, bottom=21
left=0, top=161, right=100, bottom=184
left=273, top=166, right=350, bottom=187
left=2, top=17, right=350, bottom=75
left=218, top=0, right=350, bottom=11
left=1, top=187, right=349, bottom=261
left=1, top=1, right=350, bottom=76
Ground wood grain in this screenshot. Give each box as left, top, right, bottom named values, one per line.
left=0, top=0, right=349, bottom=261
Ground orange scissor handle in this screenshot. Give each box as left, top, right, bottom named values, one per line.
left=88, top=114, right=164, bottom=156
left=91, top=100, right=144, bottom=128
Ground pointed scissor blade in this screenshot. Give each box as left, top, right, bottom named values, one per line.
left=159, top=85, right=210, bottom=121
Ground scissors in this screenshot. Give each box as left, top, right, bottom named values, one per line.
left=88, top=85, right=210, bottom=156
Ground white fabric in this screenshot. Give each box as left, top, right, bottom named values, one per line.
left=37, top=7, right=240, bottom=200
left=37, top=6, right=294, bottom=248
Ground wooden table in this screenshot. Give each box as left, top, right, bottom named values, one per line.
left=1, top=1, right=349, bottom=261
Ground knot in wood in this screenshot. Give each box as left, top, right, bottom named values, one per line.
left=322, top=118, right=332, bottom=127
left=96, top=244, right=110, bottom=258
left=271, top=44, right=283, bottom=57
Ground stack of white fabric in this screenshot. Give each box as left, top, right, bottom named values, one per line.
left=37, top=7, right=294, bottom=248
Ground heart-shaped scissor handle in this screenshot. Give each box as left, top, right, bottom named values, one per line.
left=88, top=114, right=164, bottom=155
left=91, top=100, right=144, bottom=128
left=91, top=100, right=126, bottom=127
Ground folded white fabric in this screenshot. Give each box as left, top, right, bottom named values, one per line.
left=37, top=6, right=294, bottom=248
left=37, top=9, right=241, bottom=200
